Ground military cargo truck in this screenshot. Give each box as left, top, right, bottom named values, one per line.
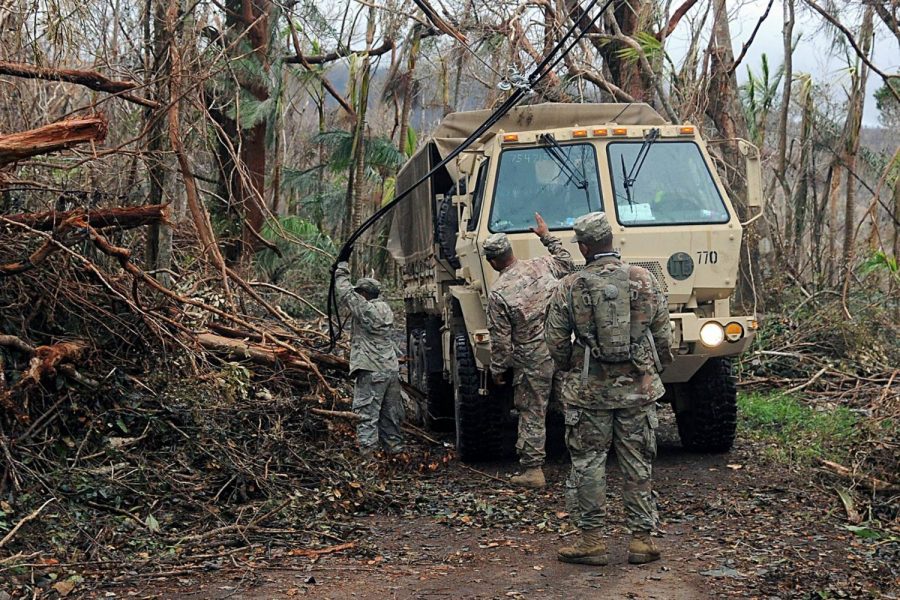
left=388, top=103, right=763, bottom=462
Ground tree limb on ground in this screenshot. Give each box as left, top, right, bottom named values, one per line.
left=1, top=204, right=169, bottom=232
left=817, top=458, right=899, bottom=493
left=0, top=60, right=160, bottom=108
left=0, top=340, right=87, bottom=422
left=0, top=498, right=55, bottom=549
left=0, top=116, right=108, bottom=166
left=0, top=214, right=88, bottom=276
left=196, top=333, right=346, bottom=375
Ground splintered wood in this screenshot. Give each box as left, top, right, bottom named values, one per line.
left=0, top=116, right=108, bottom=166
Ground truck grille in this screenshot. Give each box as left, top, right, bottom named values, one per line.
left=631, top=261, right=669, bottom=292
left=572, top=261, right=669, bottom=292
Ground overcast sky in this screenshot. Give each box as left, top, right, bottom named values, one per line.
left=673, top=0, right=900, bottom=127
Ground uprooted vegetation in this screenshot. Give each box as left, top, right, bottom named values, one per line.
left=0, top=196, right=420, bottom=590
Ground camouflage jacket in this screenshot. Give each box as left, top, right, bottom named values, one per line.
left=544, top=254, right=673, bottom=409
left=335, top=263, right=399, bottom=376
left=487, top=234, right=574, bottom=377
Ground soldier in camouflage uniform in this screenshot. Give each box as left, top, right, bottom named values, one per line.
left=544, top=212, right=673, bottom=565
left=484, top=213, right=574, bottom=488
left=335, top=262, right=404, bottom=456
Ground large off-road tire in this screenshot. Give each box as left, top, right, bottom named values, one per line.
left=452, top=332, right=506, bottom=462
left=674, top=357, right=738, bottom=453
left=408, top=327, right=453, bottom=432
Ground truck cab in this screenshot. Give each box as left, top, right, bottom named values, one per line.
left=389, top=103, right=763, bottom=461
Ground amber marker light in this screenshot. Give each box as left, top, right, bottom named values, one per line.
left=502, top=133, right=519, bottom=143
left=593, top=128, right=608, bottom=136
left=572, top=129, right=588, bottom=138
left=612, top=128, right=628, bottom=135
left=679, top=126, right=695, bottom=135
left=724, top=322, right=744, bottom=343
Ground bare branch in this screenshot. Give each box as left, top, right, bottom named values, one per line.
left=805, top=0, right=900, bottom=104
left=728, top=0, right=776, bottom=74
left=0, top=61, right=160, bottom=108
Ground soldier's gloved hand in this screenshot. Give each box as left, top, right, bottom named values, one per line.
left=337, top=243, right=354, bottom=262
left=332, top=261, right=350, bottom=276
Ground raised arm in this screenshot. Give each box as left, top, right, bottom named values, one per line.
left=334, top=261, right=372, bottom=323
left=544, top=283, right=575, bottom=370
left=532, top=212, right=574, bottom=278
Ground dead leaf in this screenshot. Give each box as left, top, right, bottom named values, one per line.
left=53, top=580, right=76, bottom=597
left=726, top=464, right=743, bottom=470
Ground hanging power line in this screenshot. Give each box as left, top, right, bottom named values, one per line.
left=325, top=0, right=618, bottom=351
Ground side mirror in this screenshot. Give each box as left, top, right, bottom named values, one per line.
left=738, top=139, right=763, bottom=211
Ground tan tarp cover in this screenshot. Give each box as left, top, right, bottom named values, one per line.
left=388, top=144, right=435, bottom=265
left=388, top=103, right=667, bottom=265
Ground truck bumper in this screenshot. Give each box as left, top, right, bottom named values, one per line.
left=661, top=313, right=758, bottom=384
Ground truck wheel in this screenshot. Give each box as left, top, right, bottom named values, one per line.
left=674, top=357, right=738, bottom=453
left=408, top=328, right=453, bottom=432
left=453, top=332, right=504, bottom=462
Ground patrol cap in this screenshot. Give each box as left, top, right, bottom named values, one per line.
left=482, top=232, right=512, bottom=258
left=354, top=277, right=381, bottom=295
left=572, top=212, right=612, bottom=244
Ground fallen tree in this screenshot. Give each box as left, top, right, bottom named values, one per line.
left=0, top=116, right=108, bottom=166
left=1, top=203, right=169, bottom=232
left=0, top=60, right=159, bottom=108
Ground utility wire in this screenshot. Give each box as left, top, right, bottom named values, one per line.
left=325, top=0, right=618, bottom=351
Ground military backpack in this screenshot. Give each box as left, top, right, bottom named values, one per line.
left=567, top=262, right=633, bottom=363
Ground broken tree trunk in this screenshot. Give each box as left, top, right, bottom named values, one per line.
left=196, top=333, right=346, bottom=374
left=2, top=203, right=169, bottom=232
left=0, top=60, right=159, bottom=108
left=1, top=206, right=169, bottom=276
left=0, top=116, right=108, bottom=166
left=0, top=340, right=87, bottom=423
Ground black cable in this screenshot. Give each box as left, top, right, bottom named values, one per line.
left=325, top=0, right=617, bottom=351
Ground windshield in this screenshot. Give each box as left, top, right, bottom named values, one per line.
left=607, top=141, right=729, bottom=226
left=489, top=143, right=603, bottom=232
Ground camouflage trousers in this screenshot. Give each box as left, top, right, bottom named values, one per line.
left=513, top=368, right=553, bottom=468
left=353, top=370, right=404, bottom=452
left=564, top=402, right=658, bottom=533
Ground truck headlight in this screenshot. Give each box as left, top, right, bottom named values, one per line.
left=699, top=322, right=725, bottom=347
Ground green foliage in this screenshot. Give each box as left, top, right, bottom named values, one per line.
left=381, top=176, right=396, bottom=207
left=859, top=250, right=899, bottom=281
left=741, top=54, right=785, bottom=146
left=256, top=216, right=336, bottom=287
left=874, top=77, right=899, bottom=128
left=614, top=31, right=663, bottom=64
left=738, top=392, right=858, bottom=463
left=281, top=165, right=325, bottom=195
left=313, top=130, right=405, bottom=178
left=225, top=89, right=275, bottom=131
left=404, top=126, right=417, bottom=158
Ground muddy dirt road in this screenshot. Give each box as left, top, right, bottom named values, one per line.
left=101, top=418, right=895, bottom=599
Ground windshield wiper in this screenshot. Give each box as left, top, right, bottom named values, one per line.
left=621, top=128, right=660, bottom=206
left=538, top=133, right=588, bottom=190
left=538, top=133, right=591, bottom=211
